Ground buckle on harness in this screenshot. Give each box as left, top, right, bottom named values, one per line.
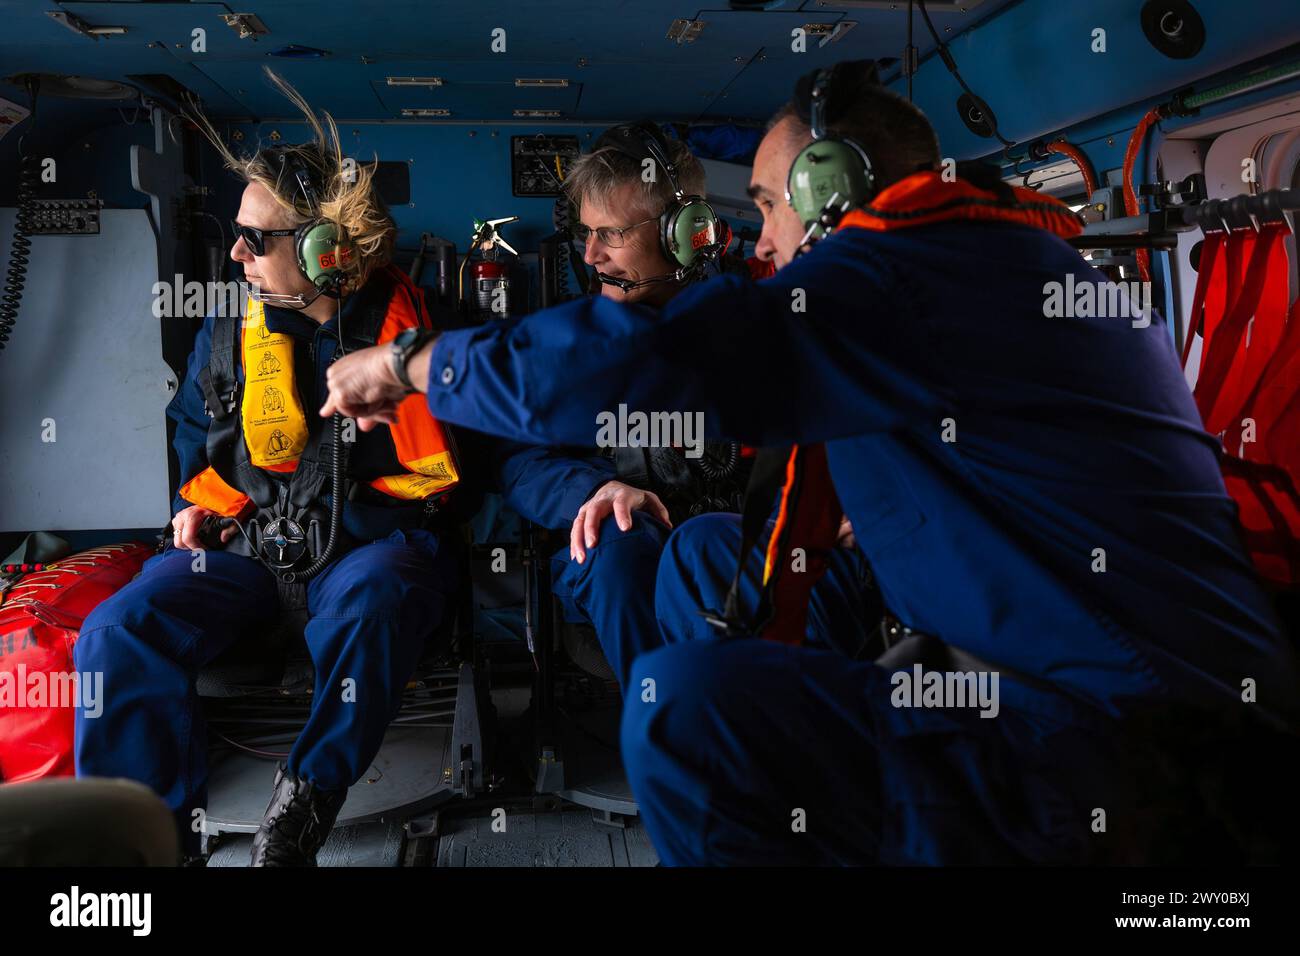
left=259, top=515, right=314, bottom=570
left=698, top=607, right=748, bottom=637
left=202, top=388, right=237, bottom=420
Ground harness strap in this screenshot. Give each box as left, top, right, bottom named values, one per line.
left=1180, top=229, right=1224, bottom=369
left=199, top=308, right=238, bottom=421
left=1198, top=223, right=1288, bottom=436
left=702, top=444, right=842, bottom=644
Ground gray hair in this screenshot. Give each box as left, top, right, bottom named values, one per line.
left=563, top=136, right=706, bottom=218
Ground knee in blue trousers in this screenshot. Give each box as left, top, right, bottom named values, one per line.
left=550, top=511, right=670, bottom=690
left=73, top=528, right=456, bottom=850
left=654, top=512, right=880, bottom=656
left=629, top=514, right=1134, bottom=865
left=621, top=638, right=1130, bottom=865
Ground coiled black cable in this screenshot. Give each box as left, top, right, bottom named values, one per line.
left=553, top=194, right=590, bottom=297
left=549, top=177, right=573, bottom=301
left=0, top=156, right=35, bottom=351
left=1, top=75, right=39, bottom=352
left=692, top=440, right=740, bottom=481
left=282, top=409, right=347, bottom=584
left=284, top=292, right=350, bottom=583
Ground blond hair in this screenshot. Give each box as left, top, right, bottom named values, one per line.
left=187, top=68, right=395, bottom=291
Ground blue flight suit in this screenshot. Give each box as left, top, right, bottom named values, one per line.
left=655, top=514, right=879, bottom=659
left=75, top=276, right=458, bottom=851
left=488, top=439, right=877, bottom=687
left=416, top=215, right=1300, bottom=864
left=487, top=439, right=667, bottom=689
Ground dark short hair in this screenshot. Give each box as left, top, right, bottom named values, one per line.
left=767, top=69, right=941, bottom=191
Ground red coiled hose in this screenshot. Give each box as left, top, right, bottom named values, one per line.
left=1123, top=106, right=1165, bottom=283
left=1045, top=139, right=1098, bottom=199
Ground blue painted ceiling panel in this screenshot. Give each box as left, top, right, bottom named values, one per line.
left=0, top=0, right=1018, bottom=125
left=3, top=0, right=1300, bottom=151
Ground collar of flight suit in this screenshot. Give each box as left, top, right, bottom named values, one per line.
left=838, top=170, right=1085, bottom=240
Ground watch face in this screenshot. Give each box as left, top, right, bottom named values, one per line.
left=395, top=327, right=419, bottom=348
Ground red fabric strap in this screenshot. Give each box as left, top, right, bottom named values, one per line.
left=758, top=444, right=844, bottom=645
left=1181, top=229, right=1225, bottom=368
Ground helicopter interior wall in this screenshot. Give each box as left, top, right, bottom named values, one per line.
left=4, top=0, right=1300, bottom=548
left=0, top=208, right=172, bottom=535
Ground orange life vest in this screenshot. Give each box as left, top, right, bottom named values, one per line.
left=180, top=266, right=459, bottom=516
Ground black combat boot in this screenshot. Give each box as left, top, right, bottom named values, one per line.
left=249, top=764, right=347, bottom=867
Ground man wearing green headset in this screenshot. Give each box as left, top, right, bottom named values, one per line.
left=325, top=59, right=1299, bottom=865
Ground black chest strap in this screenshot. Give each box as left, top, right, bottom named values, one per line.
left=197, top=309, right=238, bottom=421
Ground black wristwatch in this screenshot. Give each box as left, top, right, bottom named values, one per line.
left=390, top=327, right=437, bottom=393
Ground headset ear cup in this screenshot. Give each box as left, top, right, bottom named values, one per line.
left=295, top=220, right=354, bottom=290
left=786, top=137, right=875, bottom=236
left=662, top=198, right=721, bottom=269
left=659, top=206, right=679, bottom=266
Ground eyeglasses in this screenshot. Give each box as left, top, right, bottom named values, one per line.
left=231, top=220, right=297, bottom=257
left=570, top=215, right=658, bottom=248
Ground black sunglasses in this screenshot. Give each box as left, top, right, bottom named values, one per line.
left=231, top=220, right=296, bottom=257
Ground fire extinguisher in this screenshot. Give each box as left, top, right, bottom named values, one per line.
left=464, top=216, right=518, bottom=320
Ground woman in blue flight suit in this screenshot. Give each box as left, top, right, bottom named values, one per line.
left=325, top=63, right=1300, bottom=865
left=74, top=81, right=465, bottom=867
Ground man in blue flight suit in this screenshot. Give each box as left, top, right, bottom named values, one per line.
left=323, top=61, right=1300, bottom=864
left=75, top=99, right=465, bottom=866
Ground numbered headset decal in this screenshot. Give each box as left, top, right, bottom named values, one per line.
left=785, top=66, right=877, bottom=239
left=595, top=122, right=721, bottom=269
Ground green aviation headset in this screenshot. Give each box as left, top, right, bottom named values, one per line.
left=785, top=65, right=877, bottom=241
left=594, top=122, right=722, bottom=272
left=266, top=146, right=355, bottom=296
